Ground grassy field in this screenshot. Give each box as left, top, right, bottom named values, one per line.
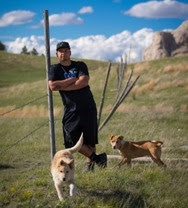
left=0, top=51, right=188, bottom=208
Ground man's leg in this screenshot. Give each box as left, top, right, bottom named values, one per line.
left=79, top=145, right=96, bottom=171
left=79, top=144, right=94, bottom=158
left=79, top=144, right=107, bottom=170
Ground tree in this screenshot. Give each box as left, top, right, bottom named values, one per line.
left=20, top=46, right=29, bottom=55
left=30, top=48, right=38, bottom=56
left=0, top=41, right=6, bottom=51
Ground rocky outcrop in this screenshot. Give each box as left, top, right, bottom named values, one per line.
left=171, top=20, right=188, bottom=56
left=143, top=20, right=188, bottom=61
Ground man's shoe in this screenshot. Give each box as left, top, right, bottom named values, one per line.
left=96, top=153, right=107, bottom=168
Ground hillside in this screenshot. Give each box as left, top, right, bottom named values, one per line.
left=0, top=51, right=108, bottom=88
left=0, top=52, right=188, bottom=207
left=0, top=51, right=187, bottom=125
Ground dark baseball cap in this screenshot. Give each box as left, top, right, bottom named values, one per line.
left=56, top=41, right=70, bottom=51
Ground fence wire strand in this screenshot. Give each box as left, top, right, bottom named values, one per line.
left=0, top=121, right=49, bottom=157
left=0, top=94, right=47, bottom=117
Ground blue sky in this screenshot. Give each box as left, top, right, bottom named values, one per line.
left=0, top=0, right=188, bottom=62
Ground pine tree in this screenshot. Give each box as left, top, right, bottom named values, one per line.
left=21, top=46, right=29, bottom=55
left=30, top=48, right=38, bottom=56
left=0, top=41, right=6, bottom=51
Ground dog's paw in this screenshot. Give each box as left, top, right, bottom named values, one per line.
left=69, top=183, right=76, bottom=196
left=59, top=196, right=64, bottom=201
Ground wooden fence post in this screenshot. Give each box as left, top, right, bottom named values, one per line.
left=44, top=10, right=56, bottom=160
left=97, top=62, right=112, bottom=126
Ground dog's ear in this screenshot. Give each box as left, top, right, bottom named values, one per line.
left=109, top=135, right=114, bottom=141
left=118, top=135, right=124, bottom=140
left=58, top=159, right=65, bottom=167
left=67, top=159, right=74, bottom=169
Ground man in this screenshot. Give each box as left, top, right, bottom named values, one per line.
left=48, top=41, right=107, bottom=171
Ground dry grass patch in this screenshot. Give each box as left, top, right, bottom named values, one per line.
left=0, top=80, right=46, bottom=94
left=116, top=103, right=136, bottom=113
left=163, top=64, right=188, bottom=73
left=103, top=103, right=175, bottom=115
left=179, top=104, right=188, bottom=113
left=102, top=104, right=113, bottom=114
left=117, top=103, right=174, bottom=114
left=131, top=79, right=158, bottom=98
left=153, top=103, right=174, bottom=114
left=185, top=78, right=188, bottom=92
left=132, top=62, right=150, bottom=74
left=102, top=103, right=142, bottom=114
left=0, top=105, right=62, bottom=117
left=156, top=79, right=187, bottom=91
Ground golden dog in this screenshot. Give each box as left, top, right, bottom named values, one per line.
left=51, top=133, right=83, bottom=201
left=109, top=135, right=166, bottom=168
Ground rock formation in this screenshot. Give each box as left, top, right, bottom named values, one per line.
left=143, top=20, right=188, bottom=61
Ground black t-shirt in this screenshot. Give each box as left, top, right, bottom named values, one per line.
left=49, top=61, right=96, bottom=113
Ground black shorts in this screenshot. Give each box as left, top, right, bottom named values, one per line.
left=62, top=109, right=98, bottom=148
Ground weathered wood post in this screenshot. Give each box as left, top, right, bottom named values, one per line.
left=44, top=10, right=56, bottom=160
left=97, top=62, right=112, bottom=126
left=98, top=56, right=140, bottom=131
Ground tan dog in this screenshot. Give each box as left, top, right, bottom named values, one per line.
left=51, top=133, right=83, bottom=201
left=109, top=135, right=166, bottom=168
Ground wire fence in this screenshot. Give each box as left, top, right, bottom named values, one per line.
left=0, top=94, right=47, bottom=117
left=0, top=121, right=48, bottom=157
left=0, top=94, right=61, bottom=202
left=0, top=94, right=50, bottom=157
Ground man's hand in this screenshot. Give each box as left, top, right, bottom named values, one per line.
left=63, top=75, right=89, bottom=91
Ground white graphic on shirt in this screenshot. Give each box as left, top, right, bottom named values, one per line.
left=64, top=68, right=78, bottom=79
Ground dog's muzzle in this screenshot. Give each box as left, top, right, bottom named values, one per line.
left=112, top=145, right=117, bottom=149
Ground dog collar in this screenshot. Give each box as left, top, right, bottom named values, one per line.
left=121, top=140, right=126, bottom=145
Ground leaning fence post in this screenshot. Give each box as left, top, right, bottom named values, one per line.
left=44, top=10, right=56, bottom=160
left=97, top=62, right=112, bottom=126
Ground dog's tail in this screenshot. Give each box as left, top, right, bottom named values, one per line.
left=68, top=133, right=84, bottom=154
left=155, top=141, right=163, bottom=147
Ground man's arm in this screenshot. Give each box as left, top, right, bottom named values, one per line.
left=63, top=75, right=89, bottom=91
left=48, top=77, right=78, bottom=91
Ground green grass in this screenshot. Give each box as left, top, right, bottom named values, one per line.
left=0, top=52, right=188, bottom=207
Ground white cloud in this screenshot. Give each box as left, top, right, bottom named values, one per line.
left=5, top=29, right=154, bottom=63
left=6, top=36, right=45, bottom=54
left=67, top=29, right=154, bottom=62
left=124, top=0, right=188, bottom=19
left=78, top=6, right=93, bottom=14
left=49, top=13, right=83, bottom=25
left=35, top=12, right=84, bottom=28
left=0, top=10, right=35, bottom=27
